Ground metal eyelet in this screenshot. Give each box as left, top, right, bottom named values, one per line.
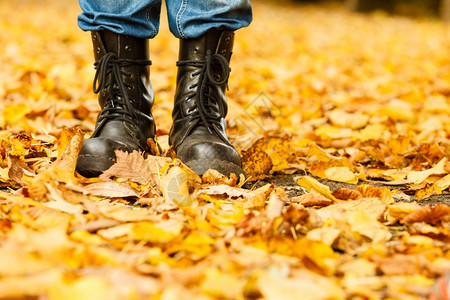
left=125, top=45, right=132, bottom=52
left=96, top=47, right=101, bottom=54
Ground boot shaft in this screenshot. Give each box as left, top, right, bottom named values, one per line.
left=171, top=29, right=235, bottom=135
left=91, top=30, right=153, bottom=112
left=170, top=29, right=235, bottom=148
left=177, top=29, right=234, bottom=95
left=178, top=29, right=234, bottom=62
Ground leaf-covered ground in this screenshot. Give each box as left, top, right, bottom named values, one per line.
left=1, top=0, right=450, bottom=299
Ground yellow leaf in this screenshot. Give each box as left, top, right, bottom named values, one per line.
left=3, top=103, right=31, bottom=126
left=168, top=231, right=216, bottom=259
left=200, top=268, right=243, bottom=299
left=377, top=99, right=415, bottom=121
left=435, top=173, right=450, bottom=190
left=306, top=227, right=340, bottom=246
left=328, top=109, right=369, bottom=129
left=296, top=176, right=338, bottom=202
left=324, top=166, right=358, bottom=184
left=348, top=210, right=391, bottom=243
left=129, top=220, right=183, bottom=243
left=48, top=276, right=117, bottom=300
left=407, top=157, right=447, bottom=184
left=69, top=230, right=104, bottom=245
left=414, top=183, right=442, bottom=200
left=357, top=124, right=386, bottom=142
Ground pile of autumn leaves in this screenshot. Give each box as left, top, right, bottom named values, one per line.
left=0, top=127, right=449, bottom=299
left=1, top=0, right=450, bottom=299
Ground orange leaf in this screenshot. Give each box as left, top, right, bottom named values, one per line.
left=401, top=204, right=450, bottom=224
left=332, top=188, right=363, bottom=200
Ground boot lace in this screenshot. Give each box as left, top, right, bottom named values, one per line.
left=176, top=50, right=230, bottom=135
left=92, top=52, right=151, bottom=135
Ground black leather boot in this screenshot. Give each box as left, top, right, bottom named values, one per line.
left=76, top=30, right=155, bottom=177
left=169, top=29, right=246, bottom=179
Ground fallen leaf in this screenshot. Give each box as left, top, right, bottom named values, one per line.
left=84, top=181, right=140, bottom=198
left=402, top=204, right=450, bottom=224
left=323, top=197, right=388, bottom=220
left=241, top=145, right=273, bottom=180
left=414, top=183, right=442, bottom=200
left=100, top=150, right=158, bottom=185
left=296, top=175, right=338, bottom=202
left=407, top=157, right=447, bottom=184
left=265, top=188, right=287, bottom=220
left=332, top=188, right=363, bottom=200
left=355, top=185, right=394, bottom=204
left=160, top=166, right=193, bottom=206
left=294, top=190, right=334, bottom=207
left=324, top=166, right=358, bottom=184
left=347, top=210, right=392, bottom=243
left=328, top=109, right=369, bottom=129
left=257, top=269, right=345, bottom=300
left=129, top=220, right=183, bottom=243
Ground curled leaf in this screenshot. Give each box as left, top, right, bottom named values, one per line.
left=401, top=204, right=450, bottom=224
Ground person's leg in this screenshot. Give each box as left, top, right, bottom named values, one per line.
left=76, top=0, right=162, bottom=177
left=165, top=0, right=252, bottom=39
left=166, top=1, right=252, bottom=179
left=78, top=0, right=162, bottom=38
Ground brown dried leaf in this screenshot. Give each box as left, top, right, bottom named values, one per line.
left=202, top=169, right=238, bottom=186
left=401, top=204, right=450, bottom=224
left=8, top=155, right=33, bottom=186
left=100, top=150, right=155, bottom=185
left=295, top=190, right=334, bottom=207
left=355, top=185, right=394, bottom=204
left=375, top=254, right=427, bottom=276
left=241, top=146, right=273, bottom=181
left=84, top=181, right=140, bottom=198
left=332, top=188, right=363, bottom=200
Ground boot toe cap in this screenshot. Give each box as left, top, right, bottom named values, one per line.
left=76, top=138, right=123, bottom=177
left=176, top=140, right=246, bottom=178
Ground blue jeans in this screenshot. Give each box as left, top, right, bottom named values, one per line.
left=78, top=0, right=252, bottom=39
